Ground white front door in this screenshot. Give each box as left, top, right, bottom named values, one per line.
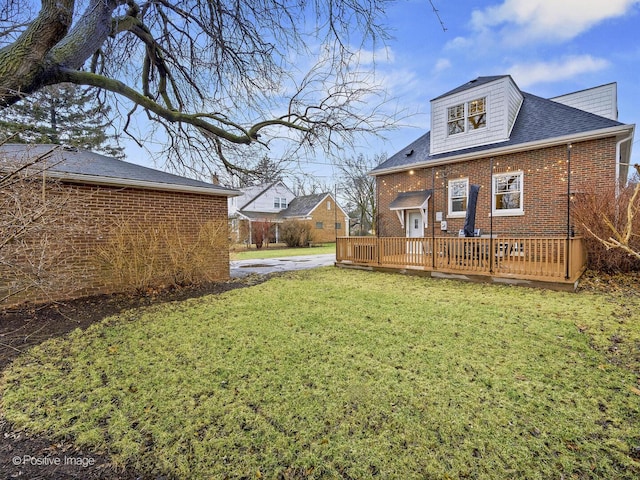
left=407, top=211, right=423, bottom=238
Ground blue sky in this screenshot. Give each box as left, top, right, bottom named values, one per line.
left=362, top=0, right=640, bottom=177
left=127, top=0, right=640, bottom=183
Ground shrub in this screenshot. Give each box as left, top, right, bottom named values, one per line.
left=1, top=149, right=85, bottom=306
left=97, top=218, right=228, bottom=291
left=251, top=220, right=271, bottom=249
left=572, top=177, right=640, bottom=273
left=280, top=220, right=313, bottom=247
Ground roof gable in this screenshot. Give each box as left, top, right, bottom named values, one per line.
left=432, top=75, right=512, bottom=100
left=282, top=192, right=328, bottom=217
left=282, top=192, right=349, bottom=218
left=237, top=181, right=295, bottom=212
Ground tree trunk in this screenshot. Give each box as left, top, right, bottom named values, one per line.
left=0, top=0, right=74, bottom=106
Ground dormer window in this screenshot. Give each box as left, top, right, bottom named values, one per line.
left=447, top=104, right=465, bottom=135
left=468, top=98, right=486, bottom=130
left=447, top=97, right=487, bottom=136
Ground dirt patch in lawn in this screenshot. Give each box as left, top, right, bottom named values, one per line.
left=1, top=275, right=268, bottom=480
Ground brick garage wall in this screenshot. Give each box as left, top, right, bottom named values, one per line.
left=306, top=196, right=347, bottom=242
left=2, top=182, right=231, bottom=307
left=377, top=137, right=618, bottom=237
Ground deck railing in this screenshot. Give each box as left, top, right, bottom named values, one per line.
left=336, top=236, right=587, bottom=283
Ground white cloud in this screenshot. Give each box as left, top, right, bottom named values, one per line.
left=434, top=58, right=452, bottom=73
left=509, top=55, right=610, bottom=87
left=353, top=46, right=395, bottom=66
left=471, top=0, right=640, bottom=43
left=444, top=36, right=474, bottom=51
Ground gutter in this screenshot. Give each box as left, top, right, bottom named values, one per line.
left=40, top=171, right=241, bottom=197
left=370, top=124, right=634, bottom=177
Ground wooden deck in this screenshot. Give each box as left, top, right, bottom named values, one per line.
left=336, top=236, right=587, bottom=290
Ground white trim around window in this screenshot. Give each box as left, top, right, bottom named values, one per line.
left=448, top=177, right=469, bottom=218
left=492, top=171, right=524, bottom=216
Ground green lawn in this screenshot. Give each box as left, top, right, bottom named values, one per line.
left=2, top=269, right=640, bottom=479
left=231, top=243, right=335, bottom=260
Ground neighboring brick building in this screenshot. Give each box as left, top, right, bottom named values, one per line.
left=282, top=192, right=349, bottom=242
left=0, top=144, right=239, bottom=307
left=372, top=76, right=634, bottom=240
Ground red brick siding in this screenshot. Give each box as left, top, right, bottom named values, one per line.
left=377, top=138, right=618, bottom=237
left=2, top=182, right=231, bottom=307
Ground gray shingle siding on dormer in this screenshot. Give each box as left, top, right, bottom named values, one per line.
left=430, top=76, right=523, bottom=155
left=372, top=91, right=625, bottom=174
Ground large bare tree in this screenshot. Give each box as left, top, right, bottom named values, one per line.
left=336, top=152, right=381, bottom=235
left=0, top=0, right=396, bottom=173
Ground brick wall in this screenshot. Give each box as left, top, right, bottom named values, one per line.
left=377, top=137, right=618, bottom=237
left=306, top=196, right=347, bottom=242
left=1, top=182, right=231, bottom=307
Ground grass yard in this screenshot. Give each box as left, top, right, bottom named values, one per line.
left=231, top=243, right=335, bottom=260
left=2, top=268, right=640, bottom=479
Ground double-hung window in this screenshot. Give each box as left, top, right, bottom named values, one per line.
left=493, top=172, right=524, bottom=216
left=448, top=178, right=469, bottom=217
left=447, top=97, right=487, bottom=135
left=447, top=104, right=465, bottom=135
left=274, top=197, right=287, bottom=209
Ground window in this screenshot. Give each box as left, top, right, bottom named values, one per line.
left=274, top=197, right=287, bottom=209
left=327, top=200, right=331, bottom=210
left=467, top=98, right=486, bottom=130
left=448, top=178, right=469, bottom=217
left=447, top=103, right=465, bottom=135
left=335, top=222, right=342, bottom=230
left=493, top=172, right=523, bottom=215
left=447, top=97, right=486, bottom=135
left=316, top=221, right=324, bottom=229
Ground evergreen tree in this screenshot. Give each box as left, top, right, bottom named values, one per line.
left=0, top=84, right=125, bottom=158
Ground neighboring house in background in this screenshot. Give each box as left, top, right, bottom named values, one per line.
left=228, top=181, right=296, bottom=243
left=336, top=76, right=635, bottom=288
left=229, top=182, right=349, bottom=244
left=282, top=192, right=350, bottom=243
left=0, top=144, right=239, bottom=307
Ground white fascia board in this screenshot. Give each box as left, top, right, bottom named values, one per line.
left=44, top=171, right=241, bottom=197
left=370, top=125, right=634, bottom=176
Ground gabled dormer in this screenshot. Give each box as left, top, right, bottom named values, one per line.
left=429, top=76, right=523, bottom=156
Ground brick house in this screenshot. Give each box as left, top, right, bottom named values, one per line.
left=1, top=144, right=239, bottom=307
left=282, top=192, right=350, bottom=243
left=229, top=182, right=349, bottom=244
left=336, top=76, right=635, bottom=288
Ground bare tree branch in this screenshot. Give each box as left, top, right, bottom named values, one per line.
left=0, top=0, right=398, bottom=174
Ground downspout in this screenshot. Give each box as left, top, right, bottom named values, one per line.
left=615, top=132, right=634, bottom=197
left=431, top=167, right=436, bottom=270
left=489, top=157, right=494, bottom=273
left=566, top=144, right=572, bottom=280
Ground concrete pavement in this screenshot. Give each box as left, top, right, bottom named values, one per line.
left=230, top=253, right=336, bottom=277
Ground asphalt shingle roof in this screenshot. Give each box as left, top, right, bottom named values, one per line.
left=0, top=144, right=238, bottom=195
left=282, top=192, right=328, bottom=217
left=389, top=190, right=432, bottom=209
left=432, top=75, right=511, bottom=100
left=373, top=90, right=626, bottom=174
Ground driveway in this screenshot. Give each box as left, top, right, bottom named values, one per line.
left=230, top=253, right=336, bottom=277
